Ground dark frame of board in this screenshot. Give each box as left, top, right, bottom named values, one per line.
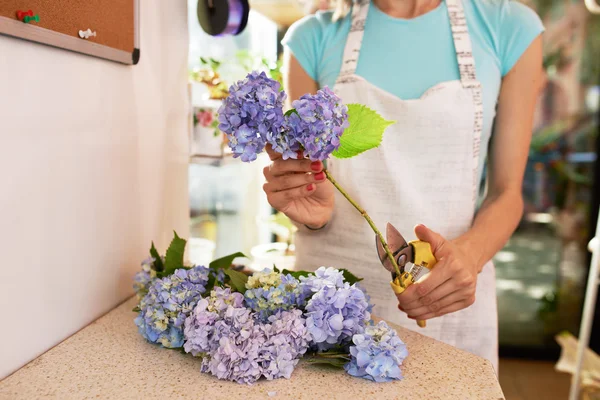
left=0, top=0, right=140, bottom=65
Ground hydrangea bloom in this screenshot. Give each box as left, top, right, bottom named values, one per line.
left=201, top=303, right=264, bottom=384
left=266, top=123, right=301, bottom=160
left=305, top=282, right=371, bottom=352
left=183, top=287, right=245, bottom=356
left=244, top=269, right=303, bottom=321
left=344, top=321, right=409, bottom=382
left=217, top=71, right=286, bottom=162
left=134, top=265, right=210, bottom=348
left=133, top=257, right=157, bottom=299
left=284, top=86, right=349, bottom=161
left=184, top=288, right=310, bottom=384
left=259, top=309, right=311, bottom=380
left=299, top=266, right=346, bottom=300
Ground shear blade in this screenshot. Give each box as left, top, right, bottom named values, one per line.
left=376, top=223, right=409, bottom=274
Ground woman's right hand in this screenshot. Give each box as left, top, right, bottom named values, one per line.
left=263, top=145, right=334, bottom=229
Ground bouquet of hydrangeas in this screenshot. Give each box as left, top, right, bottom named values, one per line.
left=132, top=233, right=408, bottom=384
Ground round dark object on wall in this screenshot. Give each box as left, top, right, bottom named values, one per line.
left=197, top=0, right=250, bottom=36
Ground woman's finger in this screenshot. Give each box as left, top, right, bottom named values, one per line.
left=407, top=294, right=476, bottom=321
left=396, top=257, right=454, bottom=305
left=268, top=158, right=323, bottom=177
left=402, top=279, right=456, bottom=311
left=265, top=144, right=282, bottom=161
left=404, top=288, right=473, bottom=318
left=264, top=183, right=318, bottom=210
left=264, top=171, right=326, bottom=192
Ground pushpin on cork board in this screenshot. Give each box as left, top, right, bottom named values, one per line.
left=16, top=10, right=33, bottom=20
left=79, top=29, right=97, bottom=39
left=23, top=15, right=39, bottom=23
left=0, top=0, right=140, bottom=65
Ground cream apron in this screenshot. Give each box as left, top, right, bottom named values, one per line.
left=294, top=0, right=499, bottom=371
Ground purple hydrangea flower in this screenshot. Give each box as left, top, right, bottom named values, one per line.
left=244, top=269, right=303, bottom=321
left=304, top=282, right=371, bottom=352
left=344, top=321, right=408, bottom=382
left=284, top=86, right=349, bottom=161
left=259, top=309, right=311, bottom=380
left=218, top=71, right=286, bottom=162
left=134, top=265, right=210, bottom=348
left=184, top=288, right=310, bottom=384
left=183, top=287, right=245, bottom=356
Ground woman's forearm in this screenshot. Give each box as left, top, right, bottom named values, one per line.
left=456, top=189, right=524, bottom=272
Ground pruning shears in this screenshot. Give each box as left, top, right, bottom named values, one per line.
left=375, top=223, right=438, bottom=328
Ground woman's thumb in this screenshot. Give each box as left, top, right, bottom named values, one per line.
left=414, top=224, right=445, bottom=253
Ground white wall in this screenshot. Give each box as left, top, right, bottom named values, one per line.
left=0, top=1, right=190, bottom=378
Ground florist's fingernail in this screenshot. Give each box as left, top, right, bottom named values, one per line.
left=307, top=184, right=315, bottom=191
left=314, top=172, right=325, bottom=181
left=311, top=161, right=321, bottom=172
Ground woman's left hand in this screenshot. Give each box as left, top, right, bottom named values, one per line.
left=396, top=224, right=481, bottom=321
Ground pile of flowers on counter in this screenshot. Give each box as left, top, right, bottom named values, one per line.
left=132, top=233, right=408, bottom=384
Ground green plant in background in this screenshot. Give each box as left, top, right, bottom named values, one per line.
left=200, top=56, right=221, bottom=72
left=235, top=49, right=283, bottom=85
left=523, top=0, right=600, bottom=86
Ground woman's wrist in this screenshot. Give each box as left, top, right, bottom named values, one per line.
left=452, top=233, right=486, bottom=273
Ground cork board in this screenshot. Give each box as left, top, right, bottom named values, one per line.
left=0, top=0, right=139, bottom=65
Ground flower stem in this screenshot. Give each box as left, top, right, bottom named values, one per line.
left=324, top=169, right=401, bottom=277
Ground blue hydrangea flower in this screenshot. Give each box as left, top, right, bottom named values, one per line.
left=299, top=266, right=346, bottom=302
left=133, top=257, right=159, bottom=299
left=134, top=265, right=210, bottom=348
left=304, top=282, right=371, bottom=352
left=244, top=269, right=303, bottom=321
left=344, top=321, right=409, bottom=382
left=284, top=86, right=349, bottom=161
left=208, top=267, right=226, bottom=287
left=218, top=71, right=286, bottom=162
left=266, top=124, right=301, bottom=160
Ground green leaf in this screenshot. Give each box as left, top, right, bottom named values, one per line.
left=284, top=108, right=298, bottom=117
left=150, top=242, right=164, bottom=272
left=209, top=252, right=247, bottom=271
left=282, top=269, right=311, bottom=280
left=273, top=265, right=280, bottom=273
left=340, top=269, right=363, bottom=285
left=163, top=231, right=187, bottom=275
left=205, top=273, right=217, bottom=293
left=132, top=306, right=141, bottom=312
left=224, top=269, right=248, bottom=294
left=305, top=356, right=350, bottom=368
left=332, top=103, right=395, bottom=159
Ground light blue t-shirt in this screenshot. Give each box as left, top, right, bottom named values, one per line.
left=282, top=0, right=544, bottom=184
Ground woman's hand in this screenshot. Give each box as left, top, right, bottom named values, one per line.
left=396, top=224, right=481, bottom=321
left=263, top=145, right=335, bottom=229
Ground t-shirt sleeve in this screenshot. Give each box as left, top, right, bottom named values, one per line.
left=281, top=15, right=324, bottom=81
left=498, top=1, right=545, bottom=76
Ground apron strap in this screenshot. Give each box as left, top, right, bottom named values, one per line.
left=335, top=0, right=369, bottom=85
left=446, top=0, right=483, bottom=206
left=445, top=0, right=479, bottom=88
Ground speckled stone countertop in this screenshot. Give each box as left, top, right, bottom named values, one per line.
left=0, top=297, right=504, bottom=400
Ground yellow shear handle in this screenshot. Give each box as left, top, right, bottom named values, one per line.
left=389, top=240, right=437, bottom=328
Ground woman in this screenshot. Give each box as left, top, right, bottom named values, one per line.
left=262, top=0, right=544, bottom=371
